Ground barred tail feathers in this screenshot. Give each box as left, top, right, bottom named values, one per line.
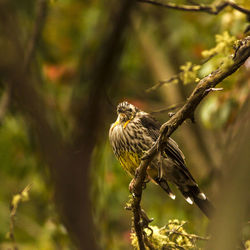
left=179, top=185, right=214, bottom=219
left=152, top=169, right=214, bottom=218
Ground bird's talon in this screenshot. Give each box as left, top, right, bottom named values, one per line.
left=135, top=168, right=140, bottom=177
left=129, top=178, right=136, bottom=193
left=109, top=102, right=212, bottom=219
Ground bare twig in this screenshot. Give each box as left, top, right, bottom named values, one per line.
left=145, top=75, right=179, bottom=92
left=150, top=103, right=184, bottom=115
left=138, top=0, right=250, bottom=15
left=165, top=221, right=210, bottom=241
left=168, top=221, right=187, bottom=237
left=131, top=36, right=250, bottom=249
left=168, top=230, right=210, bottom=241
left=146, top=53, right=223, bottom=93
left=158, top=37, right=250, bottom=141
left=146, top=60, right=206, bottom=93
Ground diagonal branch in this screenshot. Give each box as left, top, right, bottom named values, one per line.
left=131, top=36, right=250, bottom=249
left=145, top=75, right=179, bottom=93
left=138, top=0, right=250, bottom=15
left=149, top=103, right=184, bottom=115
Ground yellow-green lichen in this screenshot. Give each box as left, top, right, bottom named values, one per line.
left=179, top=62, right=201, bottom=85
left=131, top=219, right=204, bottom=249
left=202, top=31, right=236, bottom=58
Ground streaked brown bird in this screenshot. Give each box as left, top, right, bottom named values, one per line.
left=109, top=101, right=214, bottom=218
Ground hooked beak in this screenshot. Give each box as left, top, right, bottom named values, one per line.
left=118, top=113, right=126, bottom=121
left=111, top=113, right=125, bottom=131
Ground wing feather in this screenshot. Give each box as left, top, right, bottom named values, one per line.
left=139, top=113, right=195, bottom=182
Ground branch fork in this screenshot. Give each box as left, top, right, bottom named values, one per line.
left=129, top=36, right=250, bottom=249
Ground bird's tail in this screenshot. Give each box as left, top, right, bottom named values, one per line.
left=156, top=178, right=176, bottom=200
left=179, top=185, right=214, bottom=219
left=155, top=177, right=214, bottom=219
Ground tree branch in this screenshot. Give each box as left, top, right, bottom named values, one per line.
left=145, top=75, right=179, bottom=93
left=138, top=0, right=250, bottom=15
left=149, top=103, right=184, bottom=115
left=131, top=36, right=250, bottom=249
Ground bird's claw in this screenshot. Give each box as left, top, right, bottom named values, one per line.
left=129, top=178, right=136, bottom=194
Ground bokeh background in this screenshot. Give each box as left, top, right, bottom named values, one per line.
left=0, top=0, right=249, bottom=249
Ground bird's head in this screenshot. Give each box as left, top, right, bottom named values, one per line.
left=116, top=101, right=138, bottom=123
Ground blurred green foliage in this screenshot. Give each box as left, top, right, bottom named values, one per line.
left=0, top=0, right=249, bottom=249
left=0, top=115, right=73, bottom=249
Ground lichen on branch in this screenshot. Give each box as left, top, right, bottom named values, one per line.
left=131, top=220, right=209, bottom=249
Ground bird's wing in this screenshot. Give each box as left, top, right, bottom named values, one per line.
left=165, top=138, right=185, bottom=164
left=139, top=113, right=195, bottom=182
left=164, top=139, right=196, bottom=182
left=139, top=113, right=160, bottom=141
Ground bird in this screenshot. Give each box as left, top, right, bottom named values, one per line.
left=109, top=101, right=214, bottom=219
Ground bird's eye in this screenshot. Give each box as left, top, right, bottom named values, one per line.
left=128, top=108, right=132, bottom=112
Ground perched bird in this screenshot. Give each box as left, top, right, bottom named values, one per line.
left=109, top=101, right=214, bottom=218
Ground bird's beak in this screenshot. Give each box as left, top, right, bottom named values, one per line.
left=118, top=113, right=126, bottom=121
left=111, top=113, right=125, bottom=131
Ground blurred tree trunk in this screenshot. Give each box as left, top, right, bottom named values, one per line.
left=0, top=0, right=135, bottom=249
left=206, top=100, right=250, bottom=250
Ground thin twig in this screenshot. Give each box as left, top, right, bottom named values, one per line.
left=165, top=221, right=210, bottom=241
left=168, top=230, right=210, bottom=241
left=131, top=36, right=250, bottom=249
left=150, top=103, right=184, bottom=115
left=146, top=53, right=220, bottom=93
left=168, top=221, right=187, bottom=237
left=138, top=0, right=250, bottom=15
left=146, top=75, right=179, bottom=92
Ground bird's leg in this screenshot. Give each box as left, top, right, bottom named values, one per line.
left=157, top=151, right=163, bottom=180
left=129, top=168, right=140, bottom=195
left=142, top=177, right=150, bottom=190
left=129, top=176, right=149, bottom=194
left=129, top=178, right=136, bottom=194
